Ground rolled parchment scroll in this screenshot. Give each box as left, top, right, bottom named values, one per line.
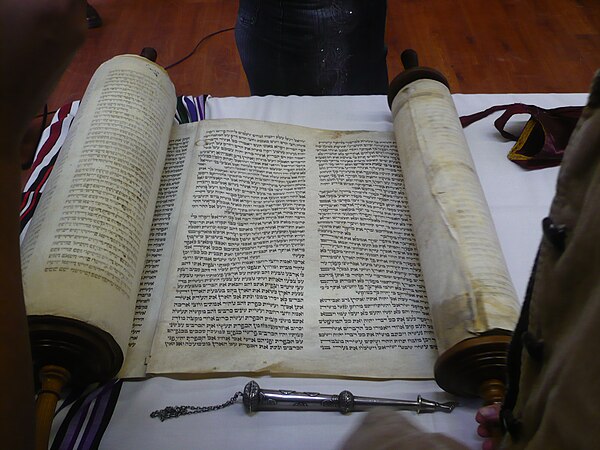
left=389, top=51, right=520, bottom=400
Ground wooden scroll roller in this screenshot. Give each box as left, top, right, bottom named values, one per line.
left=388, top=49, right=520, bottom=405
left=28, top=48, right=160, bottom=450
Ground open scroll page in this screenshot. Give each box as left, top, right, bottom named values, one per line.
left=120, top=124, right=197, bottom=377
left=21, top=55, right=176, bottom=354
left=390, top=79, right=521, bottom=354
left=148, top=119, right=438, bottom=379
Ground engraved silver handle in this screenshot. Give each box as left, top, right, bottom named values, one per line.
left=242, top=381, right=456, bottom=414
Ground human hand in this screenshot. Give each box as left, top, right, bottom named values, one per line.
left=475, top=403, right=502, bottom=450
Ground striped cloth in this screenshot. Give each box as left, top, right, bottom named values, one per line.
left=20, top=101, right=80, bottom=241
left=175, top=94, right=206, bottom=124
left=51, top=380, right=123, bottom=450
left=20, top=95, right=206, bottom=241
left=21, top=95, right=206, bottom=450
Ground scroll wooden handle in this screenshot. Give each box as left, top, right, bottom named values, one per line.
left=400, top=48, right=419, bottom=70
left=479, top=378, right=505, bottom=405
left=35, top=365, right=70, bottom=450
left=140, top=47, right=158, bottom=62
left=479, top=378, right=506, bottom=446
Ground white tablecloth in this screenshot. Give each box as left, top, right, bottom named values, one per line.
left=94, top=93, right=587, bottom=450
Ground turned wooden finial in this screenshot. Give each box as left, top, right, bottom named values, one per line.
left=29, top=315, right=123, bottom=450
left=479, top=378, right=506, bottom=405
left=434, top=334, right=512, bottom=402
left=35, top=365, right=71, bottom=450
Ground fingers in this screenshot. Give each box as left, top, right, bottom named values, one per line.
left=475, top=403, right=501, bottom=425
left=475, top=403, right=503, bottom=450
left=481, top=438, right=497, bottom=450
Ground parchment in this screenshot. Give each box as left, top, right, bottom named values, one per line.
left=390, top=79, right=520, bottom=353
left=21, top=55, right=176, bottom=353
left=148, top=119, right=438, bottom=378
left=119, top=124, right=197, bottom=377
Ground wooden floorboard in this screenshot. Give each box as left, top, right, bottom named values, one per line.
left=386, top=0, right=600, bottom=93
left=44, top=0, right=600, bottom=109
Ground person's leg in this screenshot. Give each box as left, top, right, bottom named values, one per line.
left=339, top=1, right=388, bottom=95
left=235, top=0, right=388, bottom=96
left=236, top=0, right=322, bottom=96
left=236, top=0, right=284, bottom=96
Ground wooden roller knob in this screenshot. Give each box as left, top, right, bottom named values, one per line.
left=35, top=365, right=71, bottom=450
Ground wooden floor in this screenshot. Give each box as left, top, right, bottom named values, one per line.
left=47, top=0, right=600, bottom=110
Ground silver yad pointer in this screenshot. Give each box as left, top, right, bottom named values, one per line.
left=242, top=381, right=457, bottom=414
left=150, top=381, right=457, bottom=421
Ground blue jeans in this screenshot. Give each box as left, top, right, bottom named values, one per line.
left=235, top=0, right=388, bottom=96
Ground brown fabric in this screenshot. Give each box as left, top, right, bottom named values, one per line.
left=340, top=408, right=468, bottom=450
left=501, top=72, right=600, bottom=449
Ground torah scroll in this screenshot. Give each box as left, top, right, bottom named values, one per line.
left=390, top=78, right=521, bottom=355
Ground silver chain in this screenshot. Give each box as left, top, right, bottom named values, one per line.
left=150, top=391, right=244, bottom=422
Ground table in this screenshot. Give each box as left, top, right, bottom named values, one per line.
left=56, top=92, right=588, bottom=450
